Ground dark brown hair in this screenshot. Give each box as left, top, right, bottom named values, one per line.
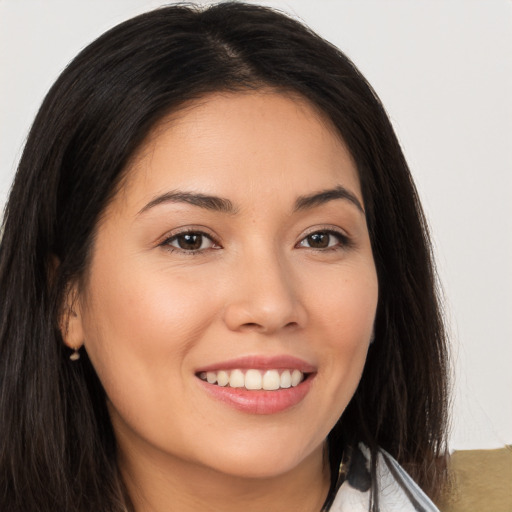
left=0, top=3, right=449, bottom=511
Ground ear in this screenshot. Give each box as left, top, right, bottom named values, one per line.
left=59, top=280, right=85, bottom=352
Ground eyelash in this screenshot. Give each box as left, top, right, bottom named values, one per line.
left=160, top=229, right=220, bottom=255
left=296, top=229, right=351, bottom=251
left=160, top=228, right=351, bottom=255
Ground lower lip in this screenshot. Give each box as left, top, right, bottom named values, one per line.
left=197, top=375, right=314, bottom=415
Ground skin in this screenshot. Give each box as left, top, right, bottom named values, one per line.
left=63, top=91, right=379, bottom=512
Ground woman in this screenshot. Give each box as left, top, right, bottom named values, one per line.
left=0, top=3, right=449, bottom=511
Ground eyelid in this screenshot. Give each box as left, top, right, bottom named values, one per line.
left=156, top=225, right=218, bottom=244
left=158, top=226, right=222, bottom=254
left=296, top=226, right=352, bottom=250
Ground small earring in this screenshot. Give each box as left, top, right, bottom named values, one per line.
left=69, top=347, right=80, bottom=361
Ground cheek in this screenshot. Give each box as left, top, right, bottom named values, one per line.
left=309, top=261, right=378, bottom=342
left=78, top=258, right=227, bottom=451
left=307, top=262, right=378, bottom=402
left=79, top=255, right=220, bottom=399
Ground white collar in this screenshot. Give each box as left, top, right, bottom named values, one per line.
left=329, top=445, right=440, bottom=512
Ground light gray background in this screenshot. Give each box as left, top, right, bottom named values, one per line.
left=1, top=0, right=511, bottom=450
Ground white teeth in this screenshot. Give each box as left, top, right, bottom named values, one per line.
left=217, top=370, right=229, bottom=387
left=198, top=368, right=306, bottom=390
left=262, top=370, right=280, bottom=390
left=291, top=369, right=302, bottom=387
left=280, top=370, right=292, bottom=388
left=229, top=369, right=245, bottom=388
left=245, top=369, right=262, bottom=390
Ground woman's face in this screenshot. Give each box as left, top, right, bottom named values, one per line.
left=68, top=91, right=378, bottom=479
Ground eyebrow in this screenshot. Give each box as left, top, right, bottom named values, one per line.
left=138, top=190, right=238, bottom=215
left=137, top=185, right=364, bottom=216
left=294, top=185, right=365, bottom=214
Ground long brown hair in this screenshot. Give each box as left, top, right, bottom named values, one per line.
left=0, top=3, right=449, bottom=511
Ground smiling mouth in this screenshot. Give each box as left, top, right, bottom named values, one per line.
left=197, top=369, right=307, bottom=391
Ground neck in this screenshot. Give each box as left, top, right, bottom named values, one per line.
left=118, top=438, right=330, bottom=512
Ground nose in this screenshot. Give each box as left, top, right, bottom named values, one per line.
left=222, top=250, right=307, bottom=334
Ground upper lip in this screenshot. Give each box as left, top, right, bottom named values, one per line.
left=195, top=355, right=317, bottom=374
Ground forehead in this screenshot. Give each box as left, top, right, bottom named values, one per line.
left=117, top=90, right=362, bottom=212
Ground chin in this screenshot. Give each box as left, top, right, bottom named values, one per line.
left=197, top=440, right=323, bottom=480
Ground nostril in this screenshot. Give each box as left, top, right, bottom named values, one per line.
left=241, top=322, right=262, bottom=329
left=223, top=298, right=306, bottom=333
left=239, top=321, right=299, bottom=332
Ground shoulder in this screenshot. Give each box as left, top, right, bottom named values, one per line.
left=328, top=444, right=440, bottom=512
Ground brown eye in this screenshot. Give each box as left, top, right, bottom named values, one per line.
left=165, top=232, right=215, bottom=252
left=177, top=233, right=202, bottom=250
left=299, top=230, right=346, bottom=250
left=306, top=232, right=329, bottom=248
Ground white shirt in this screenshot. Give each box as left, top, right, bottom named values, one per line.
left=329, top=445, right=440, bottom=512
